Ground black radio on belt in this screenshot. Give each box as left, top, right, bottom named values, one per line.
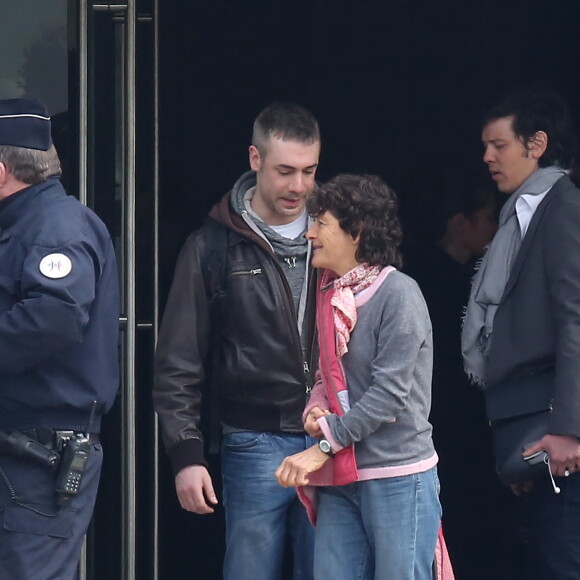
left=54, top=400, right=99, bottom=506
left=54, top=432, right=91, bottom=507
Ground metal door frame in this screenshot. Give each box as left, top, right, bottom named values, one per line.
left=79, top=1, right=159, bottom=577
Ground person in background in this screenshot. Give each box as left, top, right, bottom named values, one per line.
left=406, top=167, right=525, bottom=579
left=275, top=173, right=448, bottom=580
left=0, top=98, right=120, bottom=579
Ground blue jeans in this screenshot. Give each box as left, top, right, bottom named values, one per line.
left=314, top=468, right=441, bottom=580
left=221, top=431, right=315, bottom=580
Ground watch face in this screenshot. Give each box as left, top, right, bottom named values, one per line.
left=319, top=440, right=331, bottom=454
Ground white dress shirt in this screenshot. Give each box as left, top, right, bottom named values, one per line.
left=516, top=188, right=550, bottom=238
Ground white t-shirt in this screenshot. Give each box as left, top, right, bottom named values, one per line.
left=270, top=212, right=308, bottom=240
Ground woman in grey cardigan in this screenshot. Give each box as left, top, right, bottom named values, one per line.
left=275, top=174, right=450, bottom=580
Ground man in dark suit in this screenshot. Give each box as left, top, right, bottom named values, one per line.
left=462, top=87, right=580, bottom=579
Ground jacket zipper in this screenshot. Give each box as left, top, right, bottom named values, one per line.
left=269, top=252, right=312, bottom=395
left=229, top=268, right=262, bottom=276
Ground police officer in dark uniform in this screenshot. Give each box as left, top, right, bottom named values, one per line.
left=0, top=98, right=120, bottom=579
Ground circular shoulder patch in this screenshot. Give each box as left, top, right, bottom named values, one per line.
left=39, top=253, right=73, bottom=279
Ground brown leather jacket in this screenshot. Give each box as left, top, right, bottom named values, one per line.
left=153, top=190, right=317, bottom=475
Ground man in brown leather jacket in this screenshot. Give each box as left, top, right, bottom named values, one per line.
left=153, top=102, right=320, bottom=580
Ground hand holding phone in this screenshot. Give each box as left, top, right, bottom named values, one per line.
left=523, top=449, right=548, bottom=466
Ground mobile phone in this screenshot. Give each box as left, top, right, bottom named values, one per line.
left=523, top=450, right=548, bottom=465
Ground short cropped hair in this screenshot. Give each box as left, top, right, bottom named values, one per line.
left=483, top=87, right=578, bottom=169
left=307, top=173, right=403, bottom=269
left=0, top=144, right=62, bottom=184
left=252, top=102, right=320, bottom=155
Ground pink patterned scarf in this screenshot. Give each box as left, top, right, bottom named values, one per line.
left=331, top=263, right=381, bottom=356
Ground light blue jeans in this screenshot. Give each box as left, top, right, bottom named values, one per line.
left=314, top=468, right=441, bottom=580
left=221, top=431, right=315, bottom=580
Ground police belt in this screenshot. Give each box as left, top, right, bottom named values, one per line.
left=0, top=427, right=100, bottom=451
left=21, top=428, right=100, bottom=449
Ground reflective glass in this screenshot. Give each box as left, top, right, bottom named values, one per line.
left=0, top=1, right=67, bottom=111
left=0, top=1, right=71, bottom=190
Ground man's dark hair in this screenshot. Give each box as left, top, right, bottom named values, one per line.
left=252, top=102, right=320, bottom=155
left=307, top=173, right=403, bottom=269
left=483, top=87, right=578, bottom=169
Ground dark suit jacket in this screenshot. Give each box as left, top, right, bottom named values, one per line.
left=486, top=175, right=580, bottom=437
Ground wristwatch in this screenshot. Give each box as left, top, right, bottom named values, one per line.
left=318, top=439, right=335, bottom=457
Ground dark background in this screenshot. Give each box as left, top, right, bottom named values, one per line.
left=159, top=0, right=580, bottom=262
left=156, top=1, right=580, bottom=577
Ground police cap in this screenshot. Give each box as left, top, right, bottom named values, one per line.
left=0, top=98, right=52, bottom=151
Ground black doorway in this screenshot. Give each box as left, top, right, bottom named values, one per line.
left=155, top=2, right=580, bottom=578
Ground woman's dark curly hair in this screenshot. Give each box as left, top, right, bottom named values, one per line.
left=307, top=173, right=403, bottom=268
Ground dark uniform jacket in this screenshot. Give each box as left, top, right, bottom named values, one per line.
left=486, top=175, right=580, bottom=438
left=153, top=187, right=317, bottom=476
left=0, top=178, right=120, bottom=433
